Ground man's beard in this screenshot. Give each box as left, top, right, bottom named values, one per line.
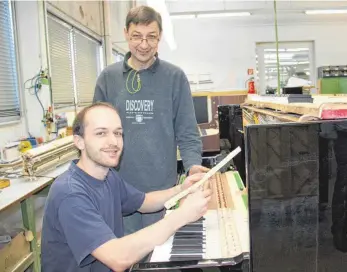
left=85, top=147, right=120, bottom=168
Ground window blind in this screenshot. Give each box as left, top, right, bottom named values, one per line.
left=47, top=15, right=75, bottom=108
left=0, top=0, right=21, bottom=123
left=73, top=30, right=101, bottom=106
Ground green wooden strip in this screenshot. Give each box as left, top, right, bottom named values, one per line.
left=242, top=195, right=248, bottom=210
left=233, top=171, right=248, bottom=210
left=233, top=171, right=244, bottom=190
left=21, top=198, right=41, bottom=272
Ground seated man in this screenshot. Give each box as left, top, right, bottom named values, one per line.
left=41, top=102, right=211, bottom=272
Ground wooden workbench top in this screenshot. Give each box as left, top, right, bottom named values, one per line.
left=0, top=163, right=70, bottom=212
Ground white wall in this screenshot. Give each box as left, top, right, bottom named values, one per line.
left=159, top=13, right=347, bottom=91
left=0, top=123, right=27, bottom=150
left=16, top=1, right=50, bottom=139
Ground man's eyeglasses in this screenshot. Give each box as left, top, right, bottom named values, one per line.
left=130, top=34, right=159, bottom=47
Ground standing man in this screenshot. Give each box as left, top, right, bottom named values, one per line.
left=93, top=5, right=207, bottom=235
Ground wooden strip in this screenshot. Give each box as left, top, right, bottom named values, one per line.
left=192, top=90, right=248, bottom=97
left=242, top=106, right=300, bottom=122
left=164, top=147, right=242, bottom=209
left=207, top=173, right=218, bottom=210
left=220, top=172, right=234, bottom=209
left=244, top=96, right=347, bottom=118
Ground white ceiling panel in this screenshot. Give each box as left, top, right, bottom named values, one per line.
left=165, top=0, right=347, bottom=14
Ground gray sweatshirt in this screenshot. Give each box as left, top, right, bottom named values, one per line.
left=93, top=53, right=202, bottom=192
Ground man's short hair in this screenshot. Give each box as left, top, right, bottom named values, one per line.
left=126, top=5, right=162, bottom=33
left=73, top=102, right=118, bottom=138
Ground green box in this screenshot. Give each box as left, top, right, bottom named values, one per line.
left=319, top=77, right=347, bottom=94
left=339, top=78, right=347, bottom=93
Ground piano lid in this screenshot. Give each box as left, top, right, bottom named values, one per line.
left=245, top=119, right=347, bottom=272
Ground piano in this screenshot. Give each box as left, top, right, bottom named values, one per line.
left=130, top=170, right=250, bottom=271
left=245, top=119, right=347, bottom=272
left=134, top=105, right=347, bottom=271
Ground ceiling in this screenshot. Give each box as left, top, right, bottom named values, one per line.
left=165, top=0, right=347, bottom=24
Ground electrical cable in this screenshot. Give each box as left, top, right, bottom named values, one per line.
left=34, top=76, right=45, bottom=118
left=0, top=171, right=56, bottom=179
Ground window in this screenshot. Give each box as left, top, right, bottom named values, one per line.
left=113, top=50, right=124, bottom=63
left=0, top=0, right=21, bottom=123
left=256, top=41, right=315, bottom=94
left=47, top=16, right=75, bottom=108
left=74, top=30, right=102, bottom=106
left=47, top=14, right=102, bottom=109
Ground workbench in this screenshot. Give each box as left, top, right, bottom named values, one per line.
left=0, top=162, right=70, bottom=272
left=242, top=94, right=347, bottom=126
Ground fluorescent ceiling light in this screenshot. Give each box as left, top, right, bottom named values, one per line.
left=197, top=12, right=251, bottom=18
left=264, top=48, right=309, bottom=52
left=146, top=0, right=177, bottom=51
left=265, top=53, right=295, bottom=59
left=171, top=14, right=196, bottom=19
left=305, top=9, right=347, bottom=15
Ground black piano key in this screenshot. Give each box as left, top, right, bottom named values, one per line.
left=172, top=242, right=204, bottom=246
left=172, top=246, right=205, bottom=251
left=169, top=255, right=203, bottom=261
left=173, top=236, right=205, bottom=241
left=181, top=222, right=203, bottom=226
left=177, top=227, right=205, bottom=232
left=176, top=229, right=203, bottom=232
left=172, top=242, right=205, bottom=246
left=171, top=249, right=205, bottom=255
left=173, top=237, right=205, bottom=242
left=176, top=227, right=206, bottom=232
left=175, top=232, right=204, bottom=236
left=174, top=236, right=204, bottom=240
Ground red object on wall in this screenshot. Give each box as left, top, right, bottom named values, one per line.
left=248, top=80, right=255, bottom=94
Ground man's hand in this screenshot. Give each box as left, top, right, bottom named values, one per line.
left=188, top=165, right=210, bottom=175
left=177, top=189, right=212, bottom=225
left=181, top=172, right=205, bottom=191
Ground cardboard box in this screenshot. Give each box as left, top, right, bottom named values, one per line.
left=0, top=232, right=31, bottom=272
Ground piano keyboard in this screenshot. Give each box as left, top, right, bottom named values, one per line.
left=150, top=170, right=249, bottom=263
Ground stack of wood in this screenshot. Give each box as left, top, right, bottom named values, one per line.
left=243, top=94, right=347, bottom=120
left=21, top=136, right=78, bottom=178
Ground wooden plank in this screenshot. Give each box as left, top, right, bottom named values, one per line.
left=242, top=106, right=300, bottom=122
left=244, top=95, right=347, bottom=118
left=244, top=99, right=320, bottom=116
left=192, top=90, right=248, bottom=97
